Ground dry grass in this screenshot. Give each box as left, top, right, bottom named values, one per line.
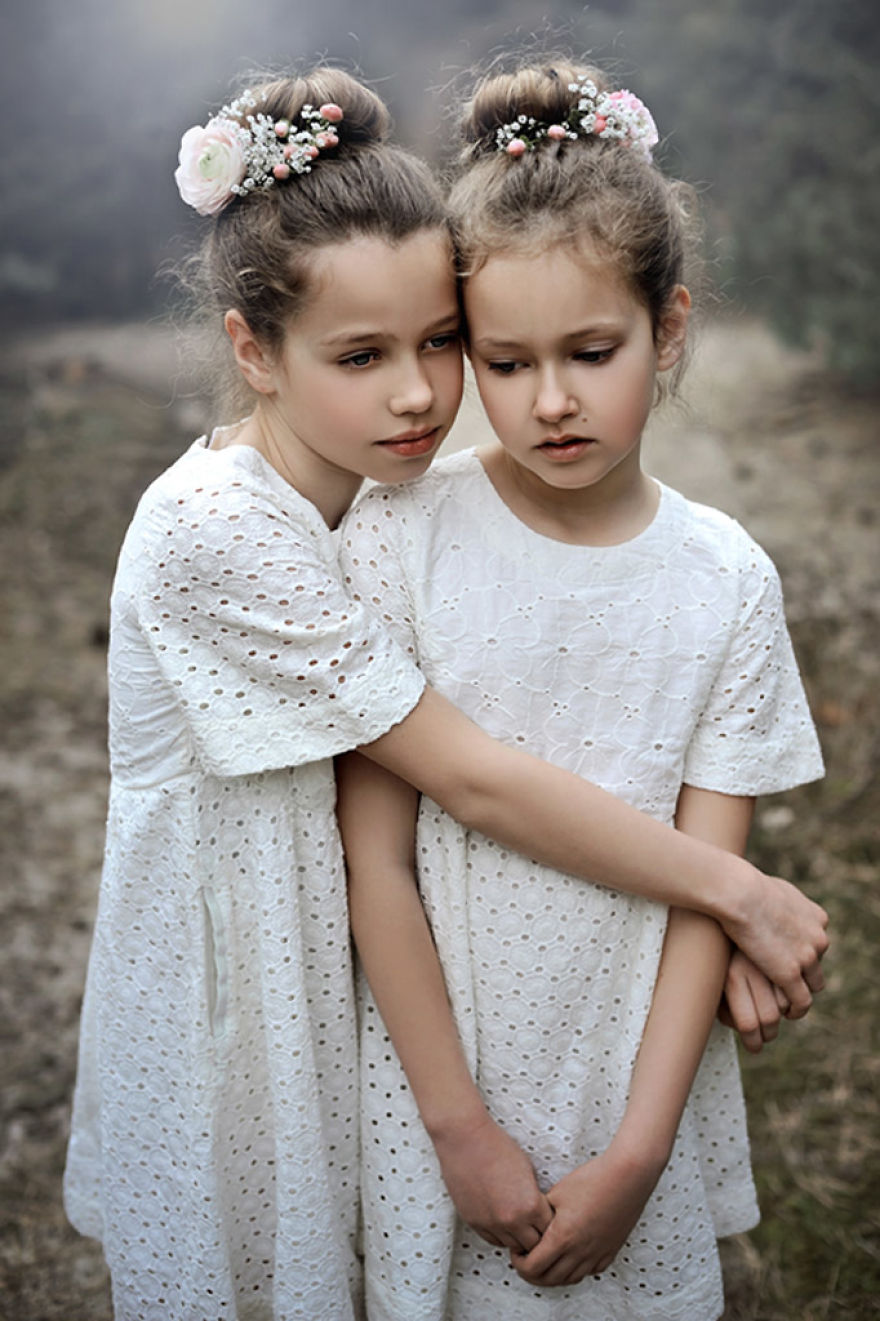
left=0, top=320, right=877, bottom=1319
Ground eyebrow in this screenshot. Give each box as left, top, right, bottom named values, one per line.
left=320, top=309, right=460, bottom=349
left=472, top=321, right=625, bottom=353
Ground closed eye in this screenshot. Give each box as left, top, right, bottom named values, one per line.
left=486, top=359, right=523, bottom=375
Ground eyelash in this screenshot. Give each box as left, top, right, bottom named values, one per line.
left=338, top=331, right=460, bottom=370
left=487, top=347, right=615, bottom=374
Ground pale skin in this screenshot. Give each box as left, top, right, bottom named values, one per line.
left=336, top=245, right=822, bottom=1278
left=222, top=229, right=827, bottom=1014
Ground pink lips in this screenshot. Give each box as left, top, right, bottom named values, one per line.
left=538, top=434, right=595, bottom=461
left=377, top=427, right=440, bottom=457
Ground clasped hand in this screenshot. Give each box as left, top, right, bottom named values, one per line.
left=434, top=1113, right=661, bottom=1287
left=510, top=1146, right=663, bottom=1288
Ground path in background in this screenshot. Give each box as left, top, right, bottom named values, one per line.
left=1, top=317, right=877, bottom=1320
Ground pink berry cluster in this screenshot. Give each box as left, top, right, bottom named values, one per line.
left=493, top=76, right=658, bottom=163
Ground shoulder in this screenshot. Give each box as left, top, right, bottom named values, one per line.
left=131, top=438, right=329, bottom=549
left=662, top=484, right=779, bottom=585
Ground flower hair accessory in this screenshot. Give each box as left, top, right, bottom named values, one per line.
left=495, top=76, right=658, bottom=162
left=175, top=92, right=345, bottom=216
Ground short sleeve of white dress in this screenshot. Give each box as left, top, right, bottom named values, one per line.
left=683, top=527, right=824, bottom=795
left=338, top=485, right=420, bottom=660
left=132, top=444, right=425, bottom=777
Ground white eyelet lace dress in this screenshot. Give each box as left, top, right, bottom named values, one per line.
left=338, top=448, right=824, bottom=1321
left=63, top=433, right=425, bottom=1321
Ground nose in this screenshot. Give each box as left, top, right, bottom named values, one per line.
left=533, top=364, right=578, bottom=425
left=390, top=356, right=434, bottom=416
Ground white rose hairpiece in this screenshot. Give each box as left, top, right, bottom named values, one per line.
left=175, top=92, right=345, bottom=216
left=495, top=76, right=658, bottom=162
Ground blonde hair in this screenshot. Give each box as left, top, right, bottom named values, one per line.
left=449, top=61, right=702, bottom=372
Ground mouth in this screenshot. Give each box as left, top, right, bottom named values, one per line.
left=376, top=427, right=441, bottom=457
left=537, top=435, right=596, bottom=461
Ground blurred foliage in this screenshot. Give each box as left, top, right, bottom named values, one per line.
left=1, top=0, right=877, bottom=384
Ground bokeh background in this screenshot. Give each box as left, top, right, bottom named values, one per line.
left=1, top=2, right=877, bottom=1318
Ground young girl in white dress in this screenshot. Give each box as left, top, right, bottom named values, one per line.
left=337, top=62, right=826, bottom=1320
left=63, top=64, right=827, bottom=1321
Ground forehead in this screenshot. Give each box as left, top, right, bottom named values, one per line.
left=465, top=245, right=641, bottom=331
left=300, top=230, right=456, bottom=332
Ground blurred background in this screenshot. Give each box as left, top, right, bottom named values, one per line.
left=1, top=2, right=877, bottom=1318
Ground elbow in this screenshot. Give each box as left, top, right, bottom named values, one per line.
left=426, top=761, right=502, bottom=836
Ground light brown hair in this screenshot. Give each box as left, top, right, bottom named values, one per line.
left=449, top=60, right=702, bottom=369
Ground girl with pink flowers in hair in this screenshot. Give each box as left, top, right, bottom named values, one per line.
left=62, top=62, right=827, bottom=1321
left=337, top=61, right=825, bottom=1320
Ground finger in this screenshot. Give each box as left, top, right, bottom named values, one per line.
left=512, top=1222, right=543, bottom=1253
left=784, top=978, right=812, bottom=1020
left=516, top=1249, right=587, bottom=1288
left=723, top=979, right=763, bottom=1054
left=774, top=984, right=791, bottom=1015
left=749, top=977, right=782, bottom=1044
left=474, top=1228, right=504, bottom=1248
left=532, top=1199, right=555, bottom=1236
left=510, top=1233, right=563, bottom=1280
left=804, top=960, right=825, bottom=994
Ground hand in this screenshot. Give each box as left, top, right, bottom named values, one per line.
left=430, top=1109, right=553, bottom=1252
left=719, top=949, right=791, bottom=1052
left=510, top=1145, right=663, bottom=1288
left=721, top=868, right=828, bottom=1018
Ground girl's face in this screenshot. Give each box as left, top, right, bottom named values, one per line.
left=465, top=245, right=687, bottom=501
left=236, top=228, right=463, bottom=492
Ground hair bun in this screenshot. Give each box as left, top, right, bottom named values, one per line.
left=245, top=68, right=390, bottom=150
left=461, top=61, right=609, bottom=154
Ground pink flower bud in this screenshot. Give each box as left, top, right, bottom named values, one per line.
left=319, top=103, right=344, bottom=123
left=274, top=120, right=290, bottom=138
left=273, top=163, right=291, bottom=180
left=506, top=138, right=527, bottom=157
left=315, top=132, right=330, bottom=150
left=283, top=144, right=295, bottom=159
left=547, top=124, right=566, bottom=140
left=325, top=131, right=339, bottom=147
left=594, top=115, right=607, bottom=134
left=305, top=145, right=319, bottom=159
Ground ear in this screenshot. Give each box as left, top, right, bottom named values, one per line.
left=224, top=309, right=277, bottom=395
left=655, top=285, right=691, bottom=372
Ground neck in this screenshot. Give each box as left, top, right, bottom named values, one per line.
left=240, top=402, right=363, bottom=528
left=481, top=443, right=657, bottom=547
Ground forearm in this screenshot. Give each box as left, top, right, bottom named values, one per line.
left=337, top=752, right=486, bottom=1136
left=348, top=857, right=486, bottom=1136
left=614, top=909, right=730, bottom=1167
left=362, top=688, right=752, bottom=919
left=615, top=788, right=755, bottom=1164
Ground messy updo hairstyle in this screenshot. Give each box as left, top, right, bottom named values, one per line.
left=448, top=61, right=702, bottom=378
left=183, top=67, right=447, bottom=415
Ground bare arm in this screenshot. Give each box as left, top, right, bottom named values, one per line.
left=512, top=787, right=747, bottom=1287
left=336, top=751, right=553, bottom=1251
left=678, top=787, right=790, bottom=1053
left=360, top=688, right=828, bottom=1011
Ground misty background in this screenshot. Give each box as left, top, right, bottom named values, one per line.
left=1, top=4, right=879, bottom=1319
left=2, top=0, right=878, bottom=384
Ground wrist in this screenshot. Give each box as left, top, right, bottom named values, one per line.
left=702, top=852, right=759, bottom=932
left=606, top=1126, right=673, bottom=1183
left=420, top=1093, right=492, bottom=1147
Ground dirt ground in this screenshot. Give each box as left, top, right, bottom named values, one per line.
left=0, top=317, right=877, bottom=1319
